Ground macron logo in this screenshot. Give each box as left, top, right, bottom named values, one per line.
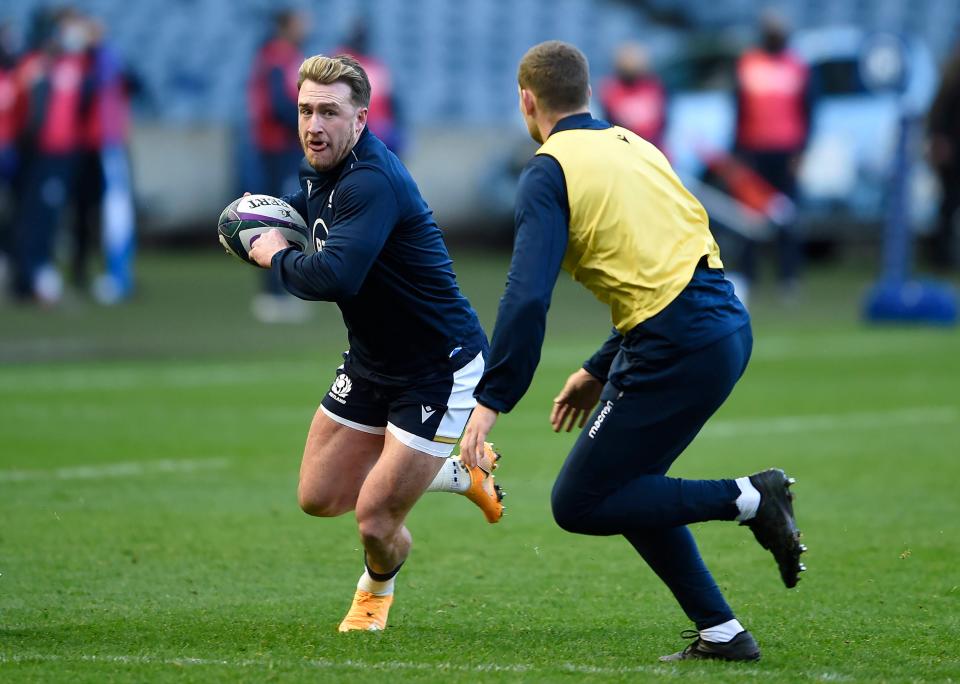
left=421, top=405, right=436, bottom=423
left=588, top=400, right=614, bottom=439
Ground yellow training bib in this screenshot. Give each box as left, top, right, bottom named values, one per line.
left=537, top=125, right=722, bottom=333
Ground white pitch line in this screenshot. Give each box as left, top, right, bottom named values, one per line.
left=0, top=458, right=230, bottom=483
left=0, top=361, right=311, bottom=394
left=0, top=652, right=851, bottom=680
left=702, top=406, right=958, bottom=439
left=5, top=402, right=308, bottom=423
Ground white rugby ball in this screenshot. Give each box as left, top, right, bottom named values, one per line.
left=217, top=194, right=311, bottom=265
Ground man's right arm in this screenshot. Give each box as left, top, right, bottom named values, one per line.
left=472, top=154, right=569, bottom=413
left=273, top=168, right=399, bottom=301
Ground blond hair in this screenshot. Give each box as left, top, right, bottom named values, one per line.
left=518, top=41, right=590, bottom=113
left=297, top=54, right=371, bottom=107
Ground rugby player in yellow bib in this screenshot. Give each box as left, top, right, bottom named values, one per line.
left=460, top=41, right=806, bottom=662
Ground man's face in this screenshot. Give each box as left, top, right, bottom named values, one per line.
left=298, top=80, right=367, bottom=172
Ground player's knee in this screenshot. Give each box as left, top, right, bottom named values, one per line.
left=298, top=486, right=350, bottom=517
left=357, top=514, right=397, bottom=548
left=550, top=484, right=589, bottom=534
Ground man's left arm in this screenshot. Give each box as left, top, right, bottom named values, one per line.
left=582, top=329, right=623, bottom=384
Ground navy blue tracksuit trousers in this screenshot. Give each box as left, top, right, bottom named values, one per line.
left=551, top=323, right=752, bottom=629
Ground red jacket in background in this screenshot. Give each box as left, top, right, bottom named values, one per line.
left=0, top=65, right=17, bottom=147
left=249, top=38, right=302, bottom=152
left=735, top=49, right=810, bottom=152
left=16, top=51, right=88, bottom=154
left=599, top=75, right=667, bottom=150
left=82, top=47, right=132, bottom=150
left=337, top=49, right=401, bottom=152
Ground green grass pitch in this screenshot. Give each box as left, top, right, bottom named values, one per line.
left=1, top=251, right=959, bottom=682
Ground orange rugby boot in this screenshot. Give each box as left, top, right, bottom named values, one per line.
left=461, top=442, right=504, bottom=524
left=337, top=589, right=394, bottom=632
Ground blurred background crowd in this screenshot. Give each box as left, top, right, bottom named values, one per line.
left=0, top=0, right=958, bottom=318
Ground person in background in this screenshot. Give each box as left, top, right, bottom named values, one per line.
left=0, top=21, right=19, bottom=288
left=599, top=41, right=667, bottom=152
left=337, top=18, right=405, bottom=157
left=248, top=8, right=310, bottom=323
left=926, top=40, right=960, bottom=271
left=72, top=17, right=137, bottom=304
left=11, top=8, right=93, bottom=304
left=733, top=12, right=812, bottom=299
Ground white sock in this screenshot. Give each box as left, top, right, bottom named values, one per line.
left=735, top=476, right=761, bottom=521
left=357, top=569, right=395, bottom=596
left=700, top=618, right=744, bottom=643
left=425, top=457, right=471, bottom=493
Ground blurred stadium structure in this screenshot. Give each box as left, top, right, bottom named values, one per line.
left=1, top=0, right=959, bottom=240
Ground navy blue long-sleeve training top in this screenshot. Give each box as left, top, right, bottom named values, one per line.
left=272, top=127, right=487, bottom=385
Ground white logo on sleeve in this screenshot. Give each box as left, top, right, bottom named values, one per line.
left=328, top=375, right=353, bottom=404
left=421, top=405, right=436, bottom=423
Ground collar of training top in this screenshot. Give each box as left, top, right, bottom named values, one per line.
left=549, top=112, right=612, bottom=136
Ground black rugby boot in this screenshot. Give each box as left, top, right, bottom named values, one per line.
left=659, top=630, right=761, bottom=662
left=742, top=468, right=806, bottom=588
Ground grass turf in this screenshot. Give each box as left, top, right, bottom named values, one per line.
left=1, top=250, right=959, bottom=682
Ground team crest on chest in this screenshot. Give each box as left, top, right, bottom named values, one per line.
left=313, top=218, right=328, bottom=252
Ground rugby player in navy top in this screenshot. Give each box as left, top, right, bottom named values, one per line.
left=460, top=41, right=806, bottom=662
left=248, top=55, right=503, bottom=633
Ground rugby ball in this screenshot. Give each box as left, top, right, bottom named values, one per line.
left=217, top=194, right=310, bottom=265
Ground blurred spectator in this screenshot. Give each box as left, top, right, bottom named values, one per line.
left=599, top=42, right=667, bottom=151
left=337, top=18, right=405, bottom=156
left=734, top=12, right=812, bottom=296
left=926, top=41, right=960, bottom=271
left=247, top=8, right=309, bottom=323
left=11, top=8, right=93, bottom=304
left=0, top=21, right=18, bottom=284
left=72, top=17, right=137, bottom=304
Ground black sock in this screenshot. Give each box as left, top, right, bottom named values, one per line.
left=364, top=553, right=404, bottom=582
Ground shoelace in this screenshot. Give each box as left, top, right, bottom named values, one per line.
left=679, top=629, right=703, bottom=654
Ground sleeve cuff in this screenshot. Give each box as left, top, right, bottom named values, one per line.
left=270, top=246, right=295, bottom=269
left=475, top=396, right=511, bottom=414
left=581, top=360, right=608, bottom=384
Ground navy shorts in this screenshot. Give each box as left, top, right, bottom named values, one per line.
left=320, top=352, right=485, bottom=457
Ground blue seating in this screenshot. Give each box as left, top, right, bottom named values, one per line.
left=4, top=0, right=958, bottom=125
